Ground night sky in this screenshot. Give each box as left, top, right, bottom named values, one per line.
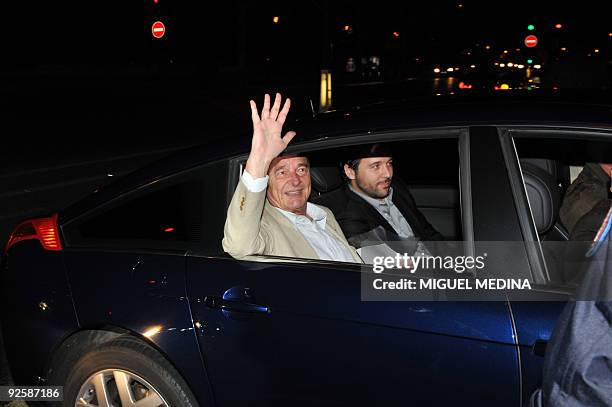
left=3, top=2, right=610, bottom=74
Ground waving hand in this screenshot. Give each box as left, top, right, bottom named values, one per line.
left=245, top=93, right=296, bottom=178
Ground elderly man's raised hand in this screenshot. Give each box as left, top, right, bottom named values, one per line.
left=246, top=93, right=296, bottom=178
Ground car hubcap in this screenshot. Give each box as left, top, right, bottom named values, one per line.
left=75, top=368, right=168, bottom=407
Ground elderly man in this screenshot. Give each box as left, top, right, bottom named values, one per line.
left=335, top=143, right=444, bottom=262
left=222, top=93, right=361, bottom=263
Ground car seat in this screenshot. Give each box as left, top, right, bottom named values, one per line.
left=520, top=160, right=568, bottom=283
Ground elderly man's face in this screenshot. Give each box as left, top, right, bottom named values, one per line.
left=345, top=156, right=393, bottom=199
left=267, top=156, right=311, bottom=215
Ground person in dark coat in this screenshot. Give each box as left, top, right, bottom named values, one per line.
left=560, top=163, right=612, bottom=235
left=331, top=143, right=444, bottom=262
left=532, top=205, right=612, bottom=407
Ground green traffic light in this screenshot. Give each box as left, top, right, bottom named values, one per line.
left=527, top=24, right=535, bottom=31
left=527, top=59, right=533, bottom=64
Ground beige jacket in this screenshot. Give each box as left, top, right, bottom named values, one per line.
left=222, top=180, right=362, bottom=263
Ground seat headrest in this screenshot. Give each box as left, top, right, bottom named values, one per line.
left=520, top=161, right=561, bottom=234
left=310, top=166, right=343, bottom=194
left=520, top=158, right=570, bottom=191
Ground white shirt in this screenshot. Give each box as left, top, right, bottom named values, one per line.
left=241, top=171, right=355, bottom=262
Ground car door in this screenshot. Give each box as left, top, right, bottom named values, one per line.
left=187, top=130, right=525, bottom=406
left=500, top=128, right=612, bottom=403
left=60, top=159, right=231, bottom=407
left=188, top=256, right=518, bottom=406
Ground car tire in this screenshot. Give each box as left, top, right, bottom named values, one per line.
left=60, top=335, right=199, bottom=407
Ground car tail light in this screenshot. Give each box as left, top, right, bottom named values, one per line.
left=5, top=214, right=63, bottom=252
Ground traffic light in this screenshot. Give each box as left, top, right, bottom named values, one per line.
left=527, top=59, right=533, bottom=64
left=527, top=24, right=535, bottom=31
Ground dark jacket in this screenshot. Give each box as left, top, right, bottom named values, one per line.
left=539, top=207, right=612, bottom=407
left=560, top=163, right=609, bottom=234
left=332, top=179, right=444, bottom=249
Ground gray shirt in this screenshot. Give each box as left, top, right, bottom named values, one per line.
left=348, top=184, right=430, bottom=260
left=348, top=184, right=415, bottom=238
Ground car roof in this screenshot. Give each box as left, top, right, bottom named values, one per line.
left=60, top=92, right=612, bottom=223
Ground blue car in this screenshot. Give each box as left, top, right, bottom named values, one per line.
left=2, top=96, right=611, bottom=406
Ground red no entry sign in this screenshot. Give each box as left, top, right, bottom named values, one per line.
left=524, top=35, right=538, bottom=48
left=152, top=21, right=166, bottom=39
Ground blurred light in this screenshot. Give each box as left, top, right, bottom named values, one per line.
left=485, top=45, right=491, bottom=50
left=319, top=70, right=332, bottom=112
left=594, top=49, right=600, bottom=53
left=528, top=79, right=534, bottom=83
left=457, top=3, right=464, bottom=8
left=507, top=62, right=514, bottom=67
left=503, top=50, right=508, bottom=54
left=470, top=64, right=476, bottom=68
left=107, top=173, right=114, bottom=177
left=517, top=64, right=525, bottom=69
left=272, top=16, right=280, bottom=24
left=515, top=48, right=521, bottom=52
left=39, top=301, right=49, bottom=311
left=143, top=325, right=163, bottom=338
left=500, top=84, right=510, bottom=90
left=555, top=23, right=563, bottom=29
left=392, top=31, right=400, bottom=38
left=494, top=62, right=499, bottom=65
left=195, top=321, right=202, bottom=329
left=527, top=59, right=533, bottom=64
left=609, top=33, right=612, bottom=37
left=454, top=67, right=459, bottom=70
left=499, top=63, right=505, bottom=67
left=527, top=24, right=535, bottom=31
left=164, top=227, right=174, bottom=233
left=446, top=67, right=454, bottom=72
left=561, top=47, right=567, bottom=51
left=534, top=64, right=542, bottom=69
left=459, top=82, right=472, bottom=89
left=343, top=25, right=351, bottom=32
left=153, top=0, right=159, bottom=3
left=433, top=68, right=441, bottom=73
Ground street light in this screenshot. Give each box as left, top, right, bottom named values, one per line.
left=555, top=23, right=563, bottom=29
left=272, top=16, right=280, bottom=24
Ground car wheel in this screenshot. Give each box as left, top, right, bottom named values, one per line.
left=62, top=335, right=198, bottom=407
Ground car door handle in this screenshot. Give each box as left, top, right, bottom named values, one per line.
left=204, top=296, right=270, bottom=314
left=533, top=340, right=548, bottom=357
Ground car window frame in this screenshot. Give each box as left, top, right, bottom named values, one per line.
left=501, top=126, right=612, bottom=285
left=207, top=127, right=472, bottom=270
left=61, top=157, right=231, bottom=254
